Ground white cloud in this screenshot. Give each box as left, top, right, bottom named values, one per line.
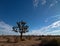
left=33, top=0, right=40, bottom=8
left=46, top=30, right=60, bottom=35
left=41, top=0, right=46, bottom=5
left=50, top=21, right=60, bottom=28
left=49, top=3, right=54, bottom=8
left=32, top=0, right=59, bottom=8
left=45, top=15, right=60, bottom=23
left=1, top=18, right=60, bottom=35
left=0, top=21, right=18, bottom=35
left=49, top=0, right=58, bottom=8
left=26, top=20, right=60, bottom=35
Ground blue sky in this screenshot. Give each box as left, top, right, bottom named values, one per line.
left=0, top=0, right=60, bottom=35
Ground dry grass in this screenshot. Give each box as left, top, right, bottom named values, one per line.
left=0, top=35, right=60, bottom=46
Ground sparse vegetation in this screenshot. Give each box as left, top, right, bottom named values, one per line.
left=0, top=35, right=60, bottom=46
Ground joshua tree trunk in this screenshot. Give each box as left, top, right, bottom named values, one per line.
left=20, top=32, right=23, bottom=40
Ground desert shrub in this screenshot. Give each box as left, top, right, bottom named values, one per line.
left=27, top=36, right=31, bottom=40
left=25, top=36, right=28, bottom=39
left=43, top=39, right=58, bottom=46
left=1, top=45, right=4, bottom=46
left=38, top=38, right=59, bottom=46
left=41, top=39, right=48, bottom=43
left=35, top=37, right=41, bottom=41
left=31, top=45, right=35, bottom=46
left=31, top=44, right=40, bottom=46
left=55, top=38, right=60, bottom=46
left=21, top=39, right=25, bottom=41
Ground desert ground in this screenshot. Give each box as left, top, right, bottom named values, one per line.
left=0, top=35, right=60, bottom=46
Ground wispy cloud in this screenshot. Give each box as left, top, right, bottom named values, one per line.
left=45, top=15, right=60, bottom=23
left=32, top=0, right=59, bottom=8
left=49, top=0, right=58, bottom=8
left=46, top=30, right=60, bottom=35
left=41, top=0, right=46, bottom=5
left=0, top=20, right=60, bottom=35
left=0, top=21, right=18, bottom=35
left=33, top=0, right=40, bottom=8
left=50, top=21, right=60, bottom=28
left=26, top=20, right=60, bottom=35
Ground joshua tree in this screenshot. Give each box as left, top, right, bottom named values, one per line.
left=12, top=21, right=29, bottom=40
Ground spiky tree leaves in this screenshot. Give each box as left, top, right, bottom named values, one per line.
left=12, top=21, right=29, bottom=40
